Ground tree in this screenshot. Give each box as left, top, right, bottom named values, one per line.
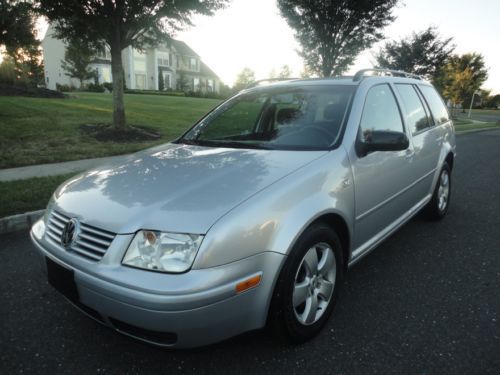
left=0, top=1, right=37, bottom=56
left=440, top=53, right=488, bottom=110
left=39, top=0, right=229, bottom=130
left=299, top=65, right=313, bottom=79
left=269, top=67, right=278, bottom=79
left=375, top=27, right=455, bottom=81
left=278, top=0, right=399, bottom=77
left=233, top=67, right=255, bottom=91
left=278, top=64, right=292, bottom=79
left=61, top=38, right=97, bottom=88
left=0, top=1, right=43, bottom=87
left=484, top=94, right=500, bottom=109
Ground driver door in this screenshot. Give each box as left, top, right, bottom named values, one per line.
left=351, top=84, right=418, bottom=254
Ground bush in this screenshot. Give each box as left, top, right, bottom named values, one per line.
left=185, top=90, right=202, bottom=98
left=56, top=83, right=74, bottom=92
left=85, top=83, right=105, bottom=92
left=102, top=82, right=113, bottom=92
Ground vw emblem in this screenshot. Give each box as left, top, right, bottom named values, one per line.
left=61, top=218, right=79, bottom=248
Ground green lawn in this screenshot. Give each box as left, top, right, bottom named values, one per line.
left=0, top=92, right=221, bottom=168
left=0, top=173, right=76, bottom=218
left=452, top=117, right=500, bottom=132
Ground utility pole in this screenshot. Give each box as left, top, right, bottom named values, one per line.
left=468, top=90, right=480, bottom=119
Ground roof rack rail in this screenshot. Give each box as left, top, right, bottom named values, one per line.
left=246, top=78, right=300, bottom=89
left=353, top=69, right=423, bottom=82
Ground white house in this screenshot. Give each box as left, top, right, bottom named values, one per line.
left=41, top=25, right=221, bottom=93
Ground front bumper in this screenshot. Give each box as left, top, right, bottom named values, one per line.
left=30, top=219, right=285, bottom=348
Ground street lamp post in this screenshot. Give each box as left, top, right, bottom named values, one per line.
left=468, top=90, right=481, bottom=119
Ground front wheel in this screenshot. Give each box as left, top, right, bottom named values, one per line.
left=422, top=162, right=451, bottom=220
left=268, top=224, right=343, bottom=343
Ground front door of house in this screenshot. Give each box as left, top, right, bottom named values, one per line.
left=135, top=74, right=146, bottom=90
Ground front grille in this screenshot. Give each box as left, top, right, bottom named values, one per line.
left=45, top=210, right=115, bottom=261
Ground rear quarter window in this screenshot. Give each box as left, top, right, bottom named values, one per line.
left=418, top=85, right=450, bottom=125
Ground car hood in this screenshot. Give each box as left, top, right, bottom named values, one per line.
left=53, top=143, right=327, bottom=234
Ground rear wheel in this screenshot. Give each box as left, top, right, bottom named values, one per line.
left=423, top=162, right=451, bottom=220
left=268, top=223, right=343, bottom=343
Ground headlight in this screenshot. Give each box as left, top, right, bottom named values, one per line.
left=122, top=230, right=204, bottom=273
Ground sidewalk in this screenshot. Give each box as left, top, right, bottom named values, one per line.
left=0, top=155, right=125, bottom=182
left=0, top=126, right=496, bottom=182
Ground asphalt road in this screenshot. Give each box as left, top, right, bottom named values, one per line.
left=1, top=130, right=499, bottom=375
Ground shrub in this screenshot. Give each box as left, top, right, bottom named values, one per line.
left=85, top=83, right=105, bottom=92
left=124, top=89, right=185, bottom=97
left=102, top=82, right=113, bottom=92
left=56, top=83, right=74, bottom=92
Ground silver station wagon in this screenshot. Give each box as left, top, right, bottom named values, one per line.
left=31, top=69, right=456, bottom=348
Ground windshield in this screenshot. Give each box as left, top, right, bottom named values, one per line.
left=179, top=85, right=356, bottom=150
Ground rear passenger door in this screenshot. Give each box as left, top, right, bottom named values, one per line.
left=351, top=84, right=417, bottom=252
left=394, top=84, right=443, bottom=199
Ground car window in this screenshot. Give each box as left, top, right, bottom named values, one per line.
left=181, top=85, right=355, bottom=150
left=359, top=84, right=404, bottom=142
left=418, top=85, right=450, bottom=125
left=395, top=84, right=431, bottom=134
left=199, top=100, right=263, bottom=140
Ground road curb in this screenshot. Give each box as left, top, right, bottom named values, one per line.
left=0, top=210, right=44, bottom=235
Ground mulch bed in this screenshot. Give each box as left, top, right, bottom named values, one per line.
left=80, top=123, right=161, bottom=142
left=0, top=84, right=65, bottom=98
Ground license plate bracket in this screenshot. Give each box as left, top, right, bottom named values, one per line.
left=46, top=257, right=79, bottom=303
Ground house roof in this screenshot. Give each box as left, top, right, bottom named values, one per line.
left=168, top=39, right=199, bottom=58
left=200, top=61, right=220, bottom=80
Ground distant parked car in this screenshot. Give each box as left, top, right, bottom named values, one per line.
left=31, top=69, right=456, bottom=348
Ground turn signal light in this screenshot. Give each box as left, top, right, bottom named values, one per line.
left=235, top=274, right=262, bottom=293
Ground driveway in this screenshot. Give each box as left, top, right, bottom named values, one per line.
left=1, top=130, right=499, bottom=374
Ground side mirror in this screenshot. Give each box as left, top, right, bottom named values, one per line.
left=357, top=130, right=409, bottom=156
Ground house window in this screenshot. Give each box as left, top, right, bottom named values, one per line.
left=189, top=57, right=197, bottom=71
left=157, top=52, right=170, bottom=66
left=193, top=77, right=200, bottom=91
left=133, top=49, right=146, bottom=72
left=96, top=47, right=111, bottom=60
left=207, top=79, right=214, bottom=92
left=101, top=66, right=112, bottom=83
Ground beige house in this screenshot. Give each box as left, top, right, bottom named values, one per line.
left=41, top=25, right=221, bottom=93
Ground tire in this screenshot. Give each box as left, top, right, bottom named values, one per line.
left=268, top=223, right=343, bottom=343
left=422, top=162, right=451, bottom=220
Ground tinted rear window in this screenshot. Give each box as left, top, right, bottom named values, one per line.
left=395, top=84, right=431, bottom=134
left=419, top=85, right=450, bottom=125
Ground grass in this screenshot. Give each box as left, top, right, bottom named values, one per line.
left=452, top=117, right=500, bottom=132
left=0, top=173, right=76, bottom=218
left=0, top=92, right=222, bottom=168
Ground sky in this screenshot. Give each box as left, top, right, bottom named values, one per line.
left=29, top=0, right=499, bottom=93
left=175, top=0, right=500, bottom=93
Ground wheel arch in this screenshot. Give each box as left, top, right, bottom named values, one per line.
left=306, top=213, right=351, bottom=271
left=445, top=152, right=454, bottom=171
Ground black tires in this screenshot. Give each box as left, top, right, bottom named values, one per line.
left=268, top=223, right=343, bottom=343
left=422, top=162, right=451, bottom=220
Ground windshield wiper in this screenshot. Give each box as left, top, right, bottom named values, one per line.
left=180, top=138, right=271, bottom=150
